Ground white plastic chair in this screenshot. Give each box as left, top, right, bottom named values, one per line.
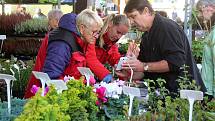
left=0, top=74, right=16, bottom=114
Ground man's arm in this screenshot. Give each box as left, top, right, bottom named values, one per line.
left=143, top=60, right=169, bottom=72
left=122, top=59, right=169, bottom=73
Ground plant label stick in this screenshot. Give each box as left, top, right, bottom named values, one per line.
left=77, top=67, right=94, bottom=86
left=0, top=74, right=16, bottom=114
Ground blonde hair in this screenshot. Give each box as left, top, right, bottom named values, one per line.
left=76, top=9, right=103, bottom=30
left=99, top=14, right=130, bottom=48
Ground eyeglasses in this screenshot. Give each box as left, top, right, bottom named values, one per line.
left=82, top=24, right=101, bottom=38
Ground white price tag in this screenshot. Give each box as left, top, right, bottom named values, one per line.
left=77, top=67, right=94, bottom=76
left=49, top=80, right=68, bottom=93
left=32, top=71, right=51, bottom=84
left=122, top=86, right=141, bottom=97
left=0, top=35, right=6, bottom=40
left=77, top=67, right=94, bottom=86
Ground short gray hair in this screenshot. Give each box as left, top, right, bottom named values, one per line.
left=76, top=9, right=103, bottom=29
left=48, top=9, right=63, bottom=21
left=196, top=0, right=215, bottom=10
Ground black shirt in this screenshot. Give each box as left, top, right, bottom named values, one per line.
left=138, top=14, right=206, bottom=93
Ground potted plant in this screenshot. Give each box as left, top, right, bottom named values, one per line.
left=0, top=13, right=31, bottom=35
left=14, top=18, right=48, bottom=36
left=2, top=18, right=48, bottom=56
left=0, top=58, right=33, bottom=99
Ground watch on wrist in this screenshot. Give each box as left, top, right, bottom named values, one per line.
left=143, top=63, right=149, bottom=72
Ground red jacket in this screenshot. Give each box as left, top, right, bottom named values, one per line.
left=25, top=32, right=121, bottom=98
left=86, top=32, right=121, bottom=80
left=24, top=33, right=87, bottom=98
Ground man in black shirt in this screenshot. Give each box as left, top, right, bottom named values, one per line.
left=116, top=0, right=206, bottom=93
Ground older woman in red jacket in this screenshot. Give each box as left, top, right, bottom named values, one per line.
left=25, top=9, right=103, bottom=98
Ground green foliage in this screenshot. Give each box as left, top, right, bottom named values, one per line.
left=16, top=79, right=99, bottom=121
left=101, top=95, right=128, bottom=120
left=177, top=64, right=201, bottom=91
left=39, top=0, right=57, bottom=3
left=143, top=78, right=169, bottom=113
left=192, top=39, right=204, bottom=63
left=0, top=98, right=27, bottom=121
left=15, top=18, right=48, bottom=35
left=0, top=58, right=33, bottom=99
left=118, top=43, right=128, bottom=55
left=129, top=68, right=215, bottom=121
left=97, top=94, right=139, bottom=121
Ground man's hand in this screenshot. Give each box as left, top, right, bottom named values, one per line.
left=126, top=42, right=140, bottom=57
left=115, top=69, right=130, bottom=80
left=115, top=69, right=144, bottom=81
left=122, top=59, right=144, bottom=72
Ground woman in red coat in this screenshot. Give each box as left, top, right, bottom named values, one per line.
left=86, top=14, right=130, bottom=83
left=25, top=10, right=103, bottom=98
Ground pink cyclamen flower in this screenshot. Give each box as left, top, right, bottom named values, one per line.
left=89, top=76, right=96, bottom=85
left=96, top=100, right=100, bottom=106
left=96, top=86, right=107, bottom=103
left=95, top=87, right=108, bottom=106
left=30, top=85, right=49, bottom=96
left=31, top=85, right=39, bottom=94
left=101, top=97, right=108, bottom=103
left=84, top=76, right=96, bottom=85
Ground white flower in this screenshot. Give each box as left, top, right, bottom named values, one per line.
left=112, top=94, right=119, bottom=99
left=13, top=64, right=20, bottom=71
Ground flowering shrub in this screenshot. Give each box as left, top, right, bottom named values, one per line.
left=15, top=78, right=99, bottom=121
